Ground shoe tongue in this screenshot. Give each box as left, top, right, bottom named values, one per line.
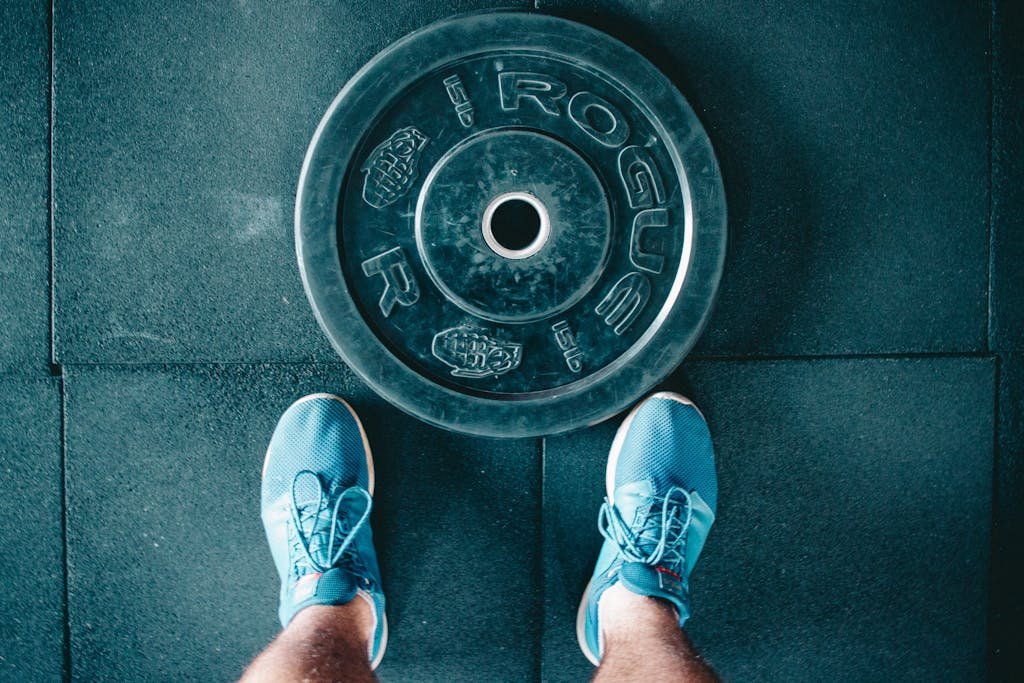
left=297, top=518, right=336, bottom=569
left=298, top=491, right=367, bottom=567
left=618, top=562, right=691, bottom=625
left=614, top=480, right=664, bottom=556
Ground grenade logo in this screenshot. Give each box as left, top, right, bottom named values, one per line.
left=431, top=326, right=523, bottom=379
left=361, top=126, right=429, bottom=209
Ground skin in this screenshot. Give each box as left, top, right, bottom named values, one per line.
left=239, top=584, right=716, bottom=682
left=239, top=600, right=375, bottom=683
left=593, top=583, right=718, bottom=683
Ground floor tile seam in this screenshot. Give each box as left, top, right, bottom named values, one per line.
left=0, top=372, right=62, bottom=382
left=687, top=351, right=998, bottom=363
left=986, top=0, right=996, bottom=352
left=58, top=372, right=71, bottom=683
left=48, top=0, right=56, bottom=370
left=54, top=360, right=350, bottom=372
left=986, top=348, right=1002, bottom=679
left=537, top=435, right=546, bottom=682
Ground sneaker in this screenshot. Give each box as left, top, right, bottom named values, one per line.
left=577, top=391, right=718, bottom=665
left=260, top=393, right=387, bottom=669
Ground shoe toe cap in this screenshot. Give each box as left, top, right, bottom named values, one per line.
left=262, top=395, right=370, bottom=505
left=617, top=394, right=718, bottom=513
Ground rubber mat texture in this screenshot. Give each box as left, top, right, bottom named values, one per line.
left=0, top=378, right=64, bottom=682
left=0, top=2, right=50, bottom=373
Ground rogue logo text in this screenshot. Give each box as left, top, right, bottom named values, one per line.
left=359, top=68, right=674, bottom=379
left=498, top=71, right=670, bottom=337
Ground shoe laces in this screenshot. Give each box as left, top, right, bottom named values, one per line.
left=289, top=470, right=372, bottom=575
left=599, top=485, right=693, bottom=569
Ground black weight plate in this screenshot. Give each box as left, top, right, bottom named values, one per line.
left=296, top=10, right=726, bottom=437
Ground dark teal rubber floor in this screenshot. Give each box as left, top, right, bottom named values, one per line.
left=0, top=0, right=1021, bottom=681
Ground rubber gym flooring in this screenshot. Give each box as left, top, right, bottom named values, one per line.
left=1, top=1, right=1020, bottom=681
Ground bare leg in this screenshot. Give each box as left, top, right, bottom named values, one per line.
left=240, top=599, right=376, bottom=683
left=593, top=584, right=717, bottom=683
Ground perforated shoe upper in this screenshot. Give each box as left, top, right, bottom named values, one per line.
left=262, top=396, right=371, bottom=508
left=612, top=394, right=717, bottom=514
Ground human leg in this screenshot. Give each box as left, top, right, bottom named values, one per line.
left=240, top=602, right=376, bottom=683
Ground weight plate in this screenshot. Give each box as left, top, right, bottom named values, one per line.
left=296, top=10, right=726, bottom=438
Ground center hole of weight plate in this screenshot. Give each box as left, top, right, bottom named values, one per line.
left=482, top=192, right=550, bottom=260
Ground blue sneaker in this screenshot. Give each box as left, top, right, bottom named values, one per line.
left=261, top=393, right=387, bottom=669
left=577, top=391, right=718, bottom=665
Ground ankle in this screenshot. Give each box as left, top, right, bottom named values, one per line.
left=290, top=598, right=375, bottom=653
left=599, top=582, right=680, bottom=643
